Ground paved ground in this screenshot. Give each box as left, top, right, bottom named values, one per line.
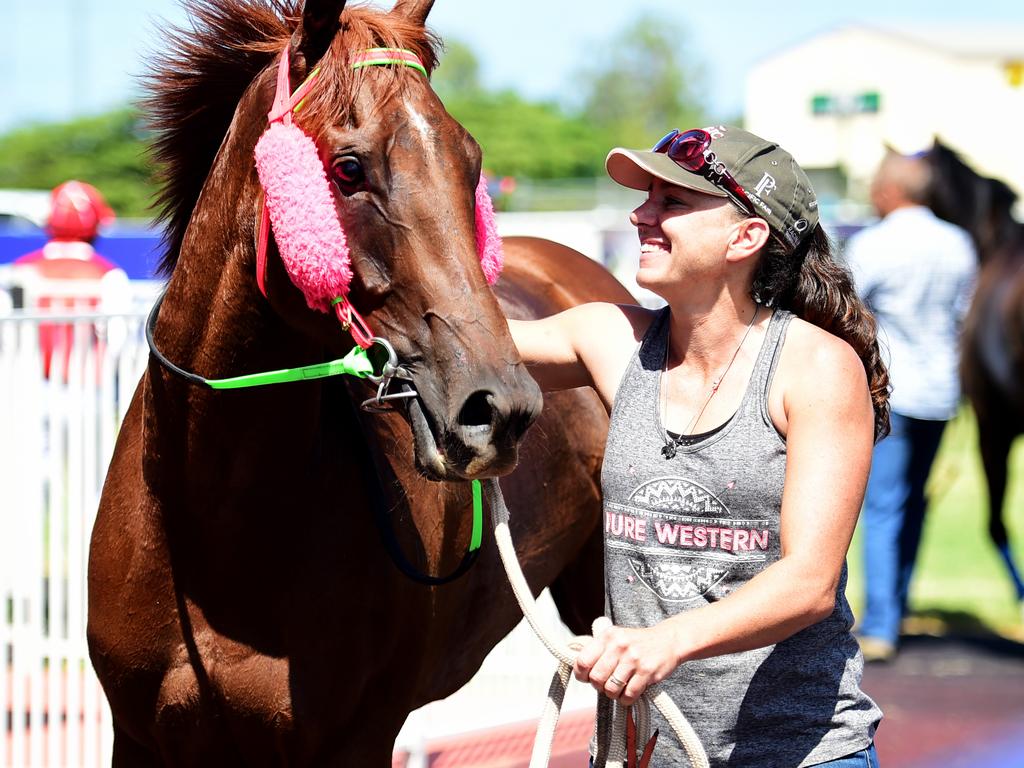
left=8, top=628, right=1018, bottom=766
left=864, top=628, right=1024, bottom=768
left=395, top=626, right=1024, bottom=768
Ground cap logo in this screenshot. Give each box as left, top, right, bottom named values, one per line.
left=754, top=172, right=777, bottom=197
left=703, top=125, right=727, bottom=140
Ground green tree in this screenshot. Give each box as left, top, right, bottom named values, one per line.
left=432, top=39, right=484, bottom=103
left=444, top=90, right=610, bottom=179
left=578, top=15, right=706, bottom=149
left=435, top=41, right=610, bottom=179
left=0, top=109, right=156, bottom=218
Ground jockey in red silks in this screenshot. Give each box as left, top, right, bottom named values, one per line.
left=12, top=181, right=131, bottom=379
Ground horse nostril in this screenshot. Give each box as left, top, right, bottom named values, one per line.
left=458, top=390, right=495, bottom=429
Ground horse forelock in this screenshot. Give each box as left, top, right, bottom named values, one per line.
left=143, top=0, right=440, bottom=277
left=296, top=8, right=441, bottom=139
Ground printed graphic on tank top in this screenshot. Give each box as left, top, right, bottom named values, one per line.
left=603, top=308, right=784, bottom=611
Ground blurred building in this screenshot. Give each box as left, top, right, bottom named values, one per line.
left=745, top=24, right=1024, bottom=219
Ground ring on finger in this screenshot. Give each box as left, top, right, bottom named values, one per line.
left=608, top=674, right=626, bottom=688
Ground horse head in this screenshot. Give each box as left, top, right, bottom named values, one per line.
left=924, top=138, right=1019, bottom=261
left=151, top=0, right=541, bottom=481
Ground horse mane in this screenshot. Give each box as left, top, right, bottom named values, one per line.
left=143, top=0, right=440, bottom=277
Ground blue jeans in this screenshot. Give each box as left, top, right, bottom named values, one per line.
left=814, top=743, right=879, bottom=766
left=860, top=412, right=947, bottom=644
left=587, top=743, right=879, bottom=766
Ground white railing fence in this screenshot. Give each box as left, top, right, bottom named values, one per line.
left=1, top=309, right=150, bottom=768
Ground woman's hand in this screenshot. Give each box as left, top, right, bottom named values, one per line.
left=573, top=622, right=682, bottom=706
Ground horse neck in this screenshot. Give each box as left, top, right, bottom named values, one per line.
left=145, top=111, right=336, bottom=493
left=994, top=218, right=1024, bottom=262
left=971, top=214, right=1024, bottom=266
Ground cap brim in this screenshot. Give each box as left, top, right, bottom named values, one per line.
left=606, top=148, right=728, bottom=199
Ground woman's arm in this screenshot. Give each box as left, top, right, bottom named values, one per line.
left=508, top=302, right=652, bottom=397
left=574, top=327, right=875, bottom=705
left=507, top=312, right=590, bottom=392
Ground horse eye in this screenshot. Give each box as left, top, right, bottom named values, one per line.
left=332, top=157, right=365, bottom=196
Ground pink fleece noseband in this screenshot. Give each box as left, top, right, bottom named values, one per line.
left=253, top=46, right=503, bottom=347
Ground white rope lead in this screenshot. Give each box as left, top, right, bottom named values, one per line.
left=483, top=479, right=709, bottom=768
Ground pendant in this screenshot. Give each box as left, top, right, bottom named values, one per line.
left=661, top=442, right=677, bottom=459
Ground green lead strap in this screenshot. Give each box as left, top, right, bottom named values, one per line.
left=207, top=345, right=377, bottom=390
left=470, top=479, right=483, bottom=551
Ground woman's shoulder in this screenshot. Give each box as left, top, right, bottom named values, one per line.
left=771, top=314, right=875, bottom=452
left=781, top=315, right=859, bottom=362
left=777, top=316, right=869, bottom=402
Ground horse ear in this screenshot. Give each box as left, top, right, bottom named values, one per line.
left=296, top=0, right=347, bottom=67
left=392, top=0, right=435, bottom=25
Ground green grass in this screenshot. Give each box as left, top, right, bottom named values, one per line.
left=846, top=408, right=1024, bottom=635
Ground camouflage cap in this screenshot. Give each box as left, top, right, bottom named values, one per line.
left=606, top=125, right=819, bottom=251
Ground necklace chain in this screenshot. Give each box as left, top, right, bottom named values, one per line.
left=661, top=306, right=759, bottom=458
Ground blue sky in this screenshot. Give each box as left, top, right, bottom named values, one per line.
left=3, top=0, right=1024, bottom=133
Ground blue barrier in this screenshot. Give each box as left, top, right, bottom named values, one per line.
left=0, top=228, right=165, bottom=281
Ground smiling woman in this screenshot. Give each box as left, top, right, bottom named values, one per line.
left=509, top=125, right=890, bottom=766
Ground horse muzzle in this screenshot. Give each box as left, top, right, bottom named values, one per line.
left=405, top=377, right=542, bottom=481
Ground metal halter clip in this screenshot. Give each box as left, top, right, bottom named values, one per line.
left=361, top=336, right=418, bottom=412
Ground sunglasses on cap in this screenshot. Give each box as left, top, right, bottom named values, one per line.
left=652, top=129, right=756, bottom=217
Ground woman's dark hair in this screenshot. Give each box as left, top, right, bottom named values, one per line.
left=751, top=225, right=891, bottom=441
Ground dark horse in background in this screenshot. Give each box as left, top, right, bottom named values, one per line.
left=87, top=0, right=633, bottom=764
left=925, top=139, right=1024, bottom=612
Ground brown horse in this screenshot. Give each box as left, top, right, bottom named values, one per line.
left=924, top=139, right=1024, bottom=608
left=87, top=0, right=634, bottom=764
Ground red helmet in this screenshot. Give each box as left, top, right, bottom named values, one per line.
left=47, top=180, right=115, bottom=240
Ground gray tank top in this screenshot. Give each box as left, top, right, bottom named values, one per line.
left=602, top=307, right=881, bottom=767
